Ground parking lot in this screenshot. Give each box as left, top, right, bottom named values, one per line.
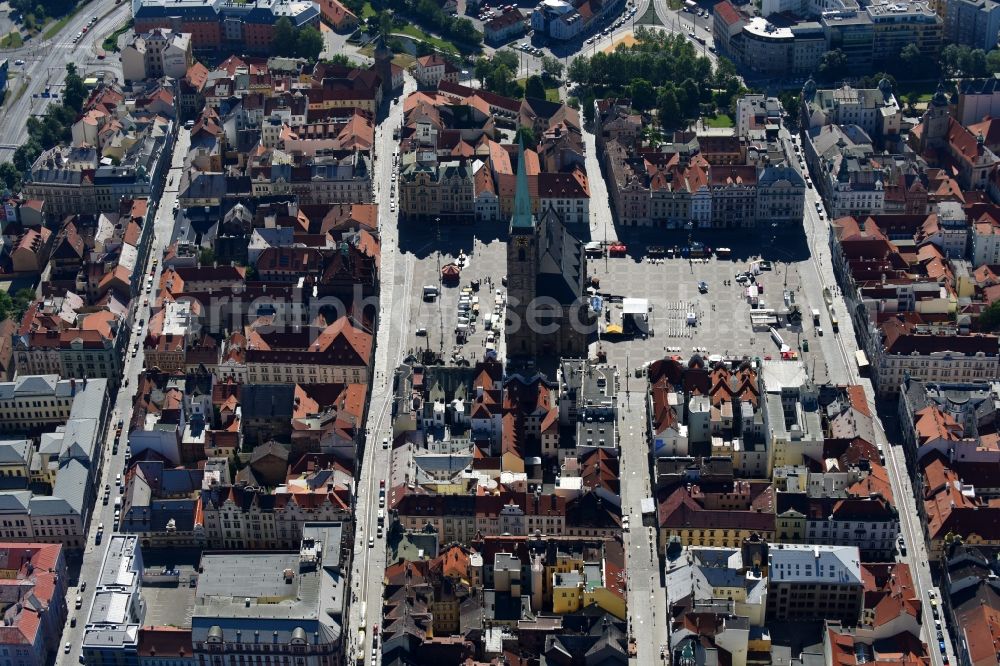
left=402, top=227, right=510, bottom=366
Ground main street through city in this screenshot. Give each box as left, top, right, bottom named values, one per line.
left=55, top=123, right=191, bottom=663
left=347, top=73, right=417, bottom=666
left=795, top=141, right=957, bottom=666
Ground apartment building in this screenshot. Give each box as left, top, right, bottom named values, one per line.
left=24, top=122, right=172, bottom=216
left=0, top=375, right=87, bottom=432
left=81, top=536, right=145, bottom=664
left=190, top=524, right=346, bottom=666
left=133, top=0, right=321, bottom=52
left=244, top=317, right=373, bottom=385
left=765, top=544, right=864, bottom=624
left=414, top=54, right=460, bottom=88
left=0, top=378, right=110, bottom=549
left=801, top=78, right=902, bottom=145
left=0, top=543, right=68, bottom=666
left=530, top=0, right=626, bottom=40
left=14, top=310, right=128, bottom=381
left=872, top=319, right=998, bottom=397
left=804, top=124, right=886, bottom=218
left=601, top=97, right=804, bottom=228
left=760, top=361, right=824, bottom=469
left=714, top=0, right=942, bottom=76
left=122, top=29, right=193, bottom=82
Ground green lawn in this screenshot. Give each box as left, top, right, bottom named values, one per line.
left=896, top=81, right=940, bottom=104
left=545, top=86, right=561, bottom=103
left=42, top=14, right=74, bottom=41
left=360, top=1, right=377, bottom=18
left=102, top=20, right=133, bottom=52
left=396, top=25, right=459, bottom=54
left=0, top=31, right=23, bottom=48
left=704, top=113, right=734, bottom=128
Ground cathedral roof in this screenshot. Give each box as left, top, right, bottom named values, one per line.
left=511, top=136, right=535, bottom=231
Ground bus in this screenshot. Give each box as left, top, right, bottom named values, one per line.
left=855, top=350, right=870, bottom=375
left=356, top=628, right=365, bottom=664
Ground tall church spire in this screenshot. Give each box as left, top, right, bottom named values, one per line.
left=511, top=135, right=535, bottom=230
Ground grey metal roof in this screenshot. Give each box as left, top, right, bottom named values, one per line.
left=60, top=418, right=99, bottom=463
left=49, top=458, right=90, bottom=514
left=0, top=375, right=58, bottom=400
left=0, top=491, right=31, bottom=512
left=28, top=495, right=76, bottom=516
left=0, top=440, right=31, bottom=465
left=769, top=544, right=862, bottom=585
left=68, top=379, right=109, bottom=420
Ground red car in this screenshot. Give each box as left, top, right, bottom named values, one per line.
left=379, top=479, right=386, bottom=489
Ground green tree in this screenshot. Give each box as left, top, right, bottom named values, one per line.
left=0, top=288, right=36, bottom=323
left=0, top=162, right=20, bottom=191
left=628, top=78, right=655, bottom=111
left=567, top=57, right=591, bottom=85
left=33, top=4, right=44, bottom=18
left=494, top=49, right=519, bottom=72
left=488, top=64, right=514, bottom=96
left=449, top=18, right=481, bottom=45
left=514, top=126, right=537, bottom=149
left=375, top=11, right=393, bottom=38
left=641, top=125, right=664, bottom=148
left=295, top=25, right=324, bottom=60
left=899, top=44, right=922, bottom=73
left=680, top=78, right=700, bottom=116
left=779, top=92, right=801, bottom=130
left=0, top=292, right=12, bottom=322
left=980, top=300, right=1000, bottom=332
left=63, top=63, right=87, bottom=112
left=200, top=247, right=216, bottom=266
left=474, top=56, right=493, bottom=87
left=656, top=88, right=681, bottom=131
left=541, top=55, right=564, bottom=81
left=524, top=75, right=547, bottom=100
left=987, top=49, right=1000, bottom=73
left=12, top=289, right=34, bottom=319
left=970, top=48, right=988, bottom=77
left=341, top=0, right=365, bottom=14
left=817, top=49, right=847, bottom=82
left=272, top=17, right=297, bottom=56
left=324, top=54, right=353, bottom=66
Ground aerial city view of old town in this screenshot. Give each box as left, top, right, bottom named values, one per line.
left=0, top=0, right=997, bottom=663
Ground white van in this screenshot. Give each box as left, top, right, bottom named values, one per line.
left=377, top=508, right=385, bottom=524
